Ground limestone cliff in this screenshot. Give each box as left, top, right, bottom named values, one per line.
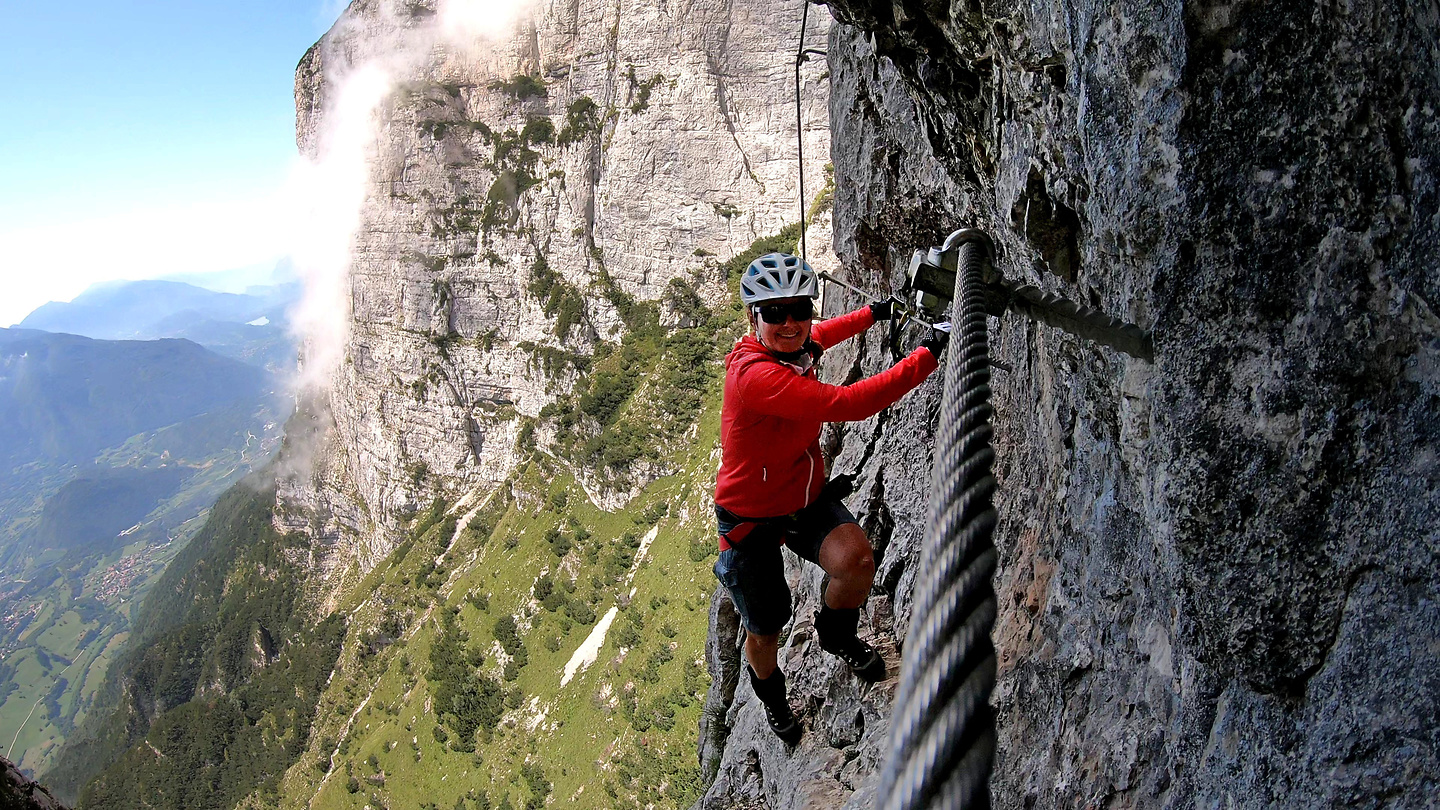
left=278, top=0, right=1437, bottom=806
left=279, top=0, right=833, bottom=587
left=695, top=1, right=1438, bottom=808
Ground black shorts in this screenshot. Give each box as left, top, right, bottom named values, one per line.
left=712, top=493, right=858, bottom=636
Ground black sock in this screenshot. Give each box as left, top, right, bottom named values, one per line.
left=816, top=604, right=860, bottom=644
left=748, top=664, right=787, bottom=705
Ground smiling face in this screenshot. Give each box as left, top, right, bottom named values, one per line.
left=750, top=296, right=814, bottom=354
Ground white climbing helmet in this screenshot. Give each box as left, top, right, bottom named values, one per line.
left=739, top=253, right=819, bottom=305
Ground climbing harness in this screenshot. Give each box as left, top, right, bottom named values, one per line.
left=874, top=228, right=1153, bottom=810
left=795, top=0, right=825, bottom=266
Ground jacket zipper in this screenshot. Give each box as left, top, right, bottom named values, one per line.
left=762, top=466, right=767, bottom=482
left=803, top=449, right=814, bottom=504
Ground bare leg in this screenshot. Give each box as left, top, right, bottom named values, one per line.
left=745, top=629, right=800, bottom=743
left=814, top=523, right=887, bottom=681
left=745, top=630, right=781, bottom=679
left=817, top=523, right=876, bottom=609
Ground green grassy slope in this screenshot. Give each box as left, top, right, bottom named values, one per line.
left=42, top=475, right=343, bottom=808
left=255, top=230, right=798, bottom=810
left=262, top=404, right=724, bottom=810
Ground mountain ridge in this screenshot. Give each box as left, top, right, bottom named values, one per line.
left=18, top=280, right=295, bottom=340
left=17, top=280, right=299, bottom=373
left=0, top=328, right=273, bottom=469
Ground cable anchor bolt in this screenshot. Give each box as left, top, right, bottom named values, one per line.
left=905, top=228, right=1154, bottom=363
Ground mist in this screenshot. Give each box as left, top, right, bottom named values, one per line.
left=283, top=0, right=535, bottom=396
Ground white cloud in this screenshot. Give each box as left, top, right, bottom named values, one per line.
left=0, top=190, right=291, bottom=328
left=285, top=62, right=393, bottom=392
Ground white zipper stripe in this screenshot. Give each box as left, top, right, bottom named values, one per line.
left=803, top=449, right=814, bottom=504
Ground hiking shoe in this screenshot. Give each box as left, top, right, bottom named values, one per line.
left=761, top=696, right=803, bottom=745
left=749, top=665, right=803, bottom=745
left=820, top=634, right=887, bottom=683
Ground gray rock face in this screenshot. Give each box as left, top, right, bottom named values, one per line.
left=0, top=756, right=68, bottom=810
left=280, top=0, right=833, bottom=580
left=696, top=0, right=1439, bottom=807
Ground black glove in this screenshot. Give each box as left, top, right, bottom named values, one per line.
left=920, top=325, right=950, bottom=360
left=868, top=300, right=896, bottom=321
left=821, top=472, right=856, bottom=501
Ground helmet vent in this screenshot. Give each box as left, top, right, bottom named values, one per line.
left=738, top=252, right=818, bottom=306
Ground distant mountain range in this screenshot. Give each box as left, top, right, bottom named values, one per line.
left=0, top=327, right=287, bottom=777
left=0, top=329, right=272, bottom=469
left=17, top=280, right=300, bottom=374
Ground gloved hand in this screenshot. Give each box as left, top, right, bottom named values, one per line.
left=868, top=300, right=896, bottom=321
left=821, top=472, right=856, bottom=500
left=920, top=322, right=952, bottom=360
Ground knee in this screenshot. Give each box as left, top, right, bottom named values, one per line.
left=846, top=545, right=876, bottom=580
left=826, top=527, right=875, bottom=580
left=748, top=631, right=780, bottom=652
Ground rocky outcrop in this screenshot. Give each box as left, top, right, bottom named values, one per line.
left=0, top=757, right=68, bottom=810
left=279, top=0, right=833, bottom=585
left=696, top=0, right=1438, bottom=807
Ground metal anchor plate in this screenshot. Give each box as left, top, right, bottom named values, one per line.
left=906, top=229, right=1154, bottom=363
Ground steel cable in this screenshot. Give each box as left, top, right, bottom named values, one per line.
left=1001, top=280, right=1153, bottom=361
left=880, top=240, right=999, bottom=810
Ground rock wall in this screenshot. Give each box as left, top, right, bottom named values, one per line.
left=279, top=0, right=833, bottom=585
left=696, top=0, right=1438, bottom=807
left=0, top=756, right=67, bottom=810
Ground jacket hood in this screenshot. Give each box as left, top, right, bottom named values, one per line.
left=725, top=334, right=769, bottom=371
left=725, top=334, right=821, bottom=372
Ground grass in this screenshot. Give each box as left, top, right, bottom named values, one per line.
left=0, top=609, right=123, bottom=773
left=264, top=387, right=728, bottom=810
left=0, top=494, right=225, bottom=777
left=35, top=609, right=93, bottom=660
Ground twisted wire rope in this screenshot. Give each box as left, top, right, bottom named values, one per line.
left=880, top=241, right=1000, bottom=810
left=1001, top=280, right=1153, bottom=361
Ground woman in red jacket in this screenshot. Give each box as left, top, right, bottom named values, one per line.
left=714, top=252, right=946, bottom=744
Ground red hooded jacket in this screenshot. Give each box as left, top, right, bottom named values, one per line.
left=714, top=306, right=939, bottom=520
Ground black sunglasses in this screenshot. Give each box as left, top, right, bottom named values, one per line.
left=754, top=300, right=815, bottom=324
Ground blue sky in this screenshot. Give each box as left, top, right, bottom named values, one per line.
left=0, top=1, right=344, bottom=325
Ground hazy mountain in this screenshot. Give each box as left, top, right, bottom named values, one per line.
left=160, top=258, right=297, bottom=296
left=0, top=329, right=272, bottom=468
left=19, top=281, right=279, bottom=338
left=16, top=281, right=299, bottom=373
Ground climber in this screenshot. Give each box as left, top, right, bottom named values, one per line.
left=713, top=252, right=947, bottom=745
